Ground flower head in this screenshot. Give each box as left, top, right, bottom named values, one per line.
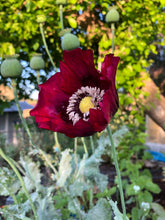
left=141, top=202, right=150, bottom=211
left=133, top=185, right=140, bottom=193
left=30, top=48, right=120, bottom=138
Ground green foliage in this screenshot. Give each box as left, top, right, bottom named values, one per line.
left=109, top=200, right=129, bottom=220
left=19, top=156, right=42, bottom=192
left=86, top=198, right=112, bottom=220
left=0, top=0, right=164, bottom=103
left=0, top=124, right=162, bottom=219
left=56, top=149, right=72, bottom=187
left=151, top=203, right=165, bottom=220
left=116, top=125, right=161, bottom=219
left=0, top=167, right=20, bottom=196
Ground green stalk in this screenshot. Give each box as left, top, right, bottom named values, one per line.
left=59, top=4, right=64, bottom=30
left=90, top=135, right=94, bottom=153
left=0, top=148, right=38, bottom=220
left=111, top=23, right=115, bottom=54
left=11, top=79, right=58, bottom=175
left=74, top=137, right=78, bottom=173
left=36, top=70, right=40, bottom=85
left=54, top=132, right=61, bottom=152
left=39, top=23, right=57, bottom=72
left=39, top=23, right=60, bottom=149
left=11, top=79, right=33, bottom=143
left=106, top=125, right=127, bottom=220
left=89, top=187, right=94, bottom=209
left=81, top=137, right=88, bottom=156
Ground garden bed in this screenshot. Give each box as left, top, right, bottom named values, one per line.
left=99, top=160, right=165, bottom=208
left=0, top=159, right=164, bottom=217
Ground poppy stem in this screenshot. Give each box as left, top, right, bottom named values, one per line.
left=39, top=23, right=57, bottom=72
left=39, top=23, right=60, bottom=148
left=90, top=135, right=95, bottom=153
left=81, top=137, right=88, bottom=156
left=36, top=70, right=40, bottom=85
left=106, top=125, right=127, bottom=220
left=59, top=4, right=64, bottom=30
left=74, top=138, right=78, bottom=172
left=54, top=132, right=61, bottom=152
left=11, top=79, right=58, bottom=175
left=111, top=23, right=115, bottom=54
left=0, top=148, right=38, bottom=220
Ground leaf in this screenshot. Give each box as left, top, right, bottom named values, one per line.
left=32, top=42, right=40, bottom=51
left=144, top=179, right=161, bottom=194
left=112, top=125, right=129, bottom=147
left=109, top=200, right=129, bottom=220
left=97, top=125, right=128, bottom=151
left=56, top=149, right=72, bottom=187
left=19, top=156, right=42, bottom=192
left=1, top=203, right=31, bottom=219
left=36, top=193, right=61, bottom=220
left=68, top=198, right=86, bottom=219
left=69, top=180, right=89, bottom=197
left=76, top=151, right=108, bottom=192
left=86, top=198, right=112, bottom=220
left=68, top=17, right=77, bottom=28
left=138, top=191, right=153, bottom=204
left=151, top=203, right=165, bottom=217
left=131, top=207, right=139, bottom=220
left=0, top=167, right=20, bottom=196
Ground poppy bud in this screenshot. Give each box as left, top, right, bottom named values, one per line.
left=56, top=0, right=67, bottom=5
left=30, top=54, right=45, bottom=70
left=61, top=33, right=80, bottom=51
left=37, top=15, right=46, bottom=23
left=105, top=8, right=120, bottom=23
left=0, top=55, right=22, bottom=78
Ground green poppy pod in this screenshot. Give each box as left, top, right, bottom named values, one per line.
left=0, top=55, right=22, bottom=78
left=56, top=0, right=67, bottom=5
left=61, top=33, right=80, bottom=51
left=30, top=54, right=45, bottom=70
left=105, top=8, right=120, bottom=23
left=37, top=15, right=46, bottom=23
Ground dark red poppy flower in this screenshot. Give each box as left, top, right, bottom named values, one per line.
left=30, top=48, right=120, bottom=138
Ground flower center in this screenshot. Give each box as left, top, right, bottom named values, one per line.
left=66, top=86, right=104, bottom=125
left=79, top=96, right=94, bottom=114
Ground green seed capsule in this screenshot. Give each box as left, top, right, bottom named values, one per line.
left=105, top=8, right=120, bottom=23
left=30, top=54, right=45, bottom=70
left=37, top=15, right=46, bottom=23
left=0, top=55, right=22, bottom=78
left=56, top=0, right=67, bottom=5
left=61, top=33, right=80, bottom=51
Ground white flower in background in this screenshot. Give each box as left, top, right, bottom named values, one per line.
left=133, top=185, right=140, bottom=193
left=141, top=202, right=150, bottom=211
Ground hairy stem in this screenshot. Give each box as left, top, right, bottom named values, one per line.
left=81, top=137, right=88, bottom=156
left=0, top=148, right=38, bottom=220
left=59, top=4, right=64, bottom=30
left=90, top=135, right=94, bottom=153
left=74, top=138, right=78, bottom=173
left=11, top=79, right=58, bottom=175
left=111, top=23, right=115, bottom=54
left=36, top=70, right=40, bottom=85
left=107, top=125, right=127, bottom=220
left=39, top=23, right=57, bottom=71
left=54, top=132, right=61, bottom=152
